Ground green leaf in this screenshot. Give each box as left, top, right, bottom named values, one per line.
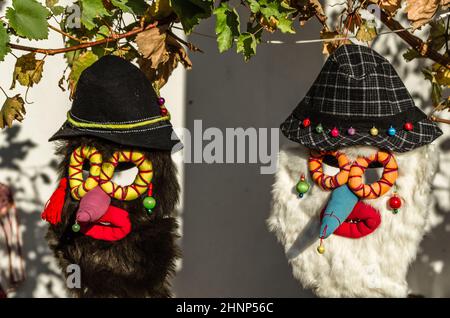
left=69, top=51, right=98, bottom=94
left=0, top=23, right=10, bottom=62
left=237, top=32, right=256, bottom=61
left=246, top=0, right=260, bottom=13
left=10, top=52, right=45, bottom=89
left=277, top=16, right=294, bottom=34
left=6, top=0, right=50, bottom=40
left=214, top=3, right=240, bottom=53
left=46, top=0, right=65, bottom=16
left=403, top=48, right=420, bottom=62
left=428, top=20, right=446, bottom=51
left=111, top=0, right=147, bottom=15
left=80, top=0, right=110, bottom=30
left=170, top=0, right=214, bottom=34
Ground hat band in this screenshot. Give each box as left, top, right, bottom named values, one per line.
left=293, top=106, right=427, bottom=130
left=66, top=112, right=171, bottom=130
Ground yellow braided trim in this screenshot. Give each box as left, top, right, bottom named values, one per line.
left=69, top=146, right=102, bottom=200
left=99, top=150, right=153, bottom=201
left=67, top=112, right=170, bottom=130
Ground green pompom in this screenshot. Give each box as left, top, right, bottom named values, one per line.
left=143, top=196, right=156, bottom=210
left=72, top=223, right=81, bottom=232
left=296, top=180, right=310, bottom=194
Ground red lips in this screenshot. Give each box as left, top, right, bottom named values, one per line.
left=320, top=201, right=381, bottom=238
left=80, top=205, right=131, bottom=241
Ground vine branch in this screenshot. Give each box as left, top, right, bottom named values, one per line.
left=8, top=21, right=161, bottom=56
left=378, top=8, right=450, bottom=68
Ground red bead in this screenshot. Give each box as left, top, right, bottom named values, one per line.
left=404, top=122, right=413, bottom=131
left=389, top=196, right=402, bottom=209
left=160, top=108, right=168, bottom=116
left=330, top=127, right=339, bottom=137
left=302, top=118, right=311, bottom=128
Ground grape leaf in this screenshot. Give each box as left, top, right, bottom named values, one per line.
left=46, top=0, right=65, bottom=16
left=277, top=16, right=295, bottom=34
left=10, top=53, right=45, bottom=89
left=214, top=2, right=240, bottom=53
left=0, top=23, right=10, bottom=62
left=356, top=20, right=377, bottom=43
left=69, top=51, right=99, bottom=96
left=237, top=32, right=256, bottom=61
left=111, top=0, right=147, bottom=15
left=80, top=0, right=110, bottom=30
left=403, top=48, right=420, bottom=62
left=6, top=0, right=50, bottom=40
left=149, top=0, right=173, bottom=19
left=170, top=0, right=214, bottom=34
left=136, top=26, right=170, bottom=68
left=246, top=0, right=260, bottom=13
left=406, top=0, right=440, bottom=30
left=0, top=95, right=26, bottom=129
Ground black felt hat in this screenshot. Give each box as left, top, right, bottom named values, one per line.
left=280, top=44, right=442, bottom=152
left=50, top=55, right=182, bottom=152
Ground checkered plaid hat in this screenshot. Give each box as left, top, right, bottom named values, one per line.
left=281, top=44, right=442, bottom=153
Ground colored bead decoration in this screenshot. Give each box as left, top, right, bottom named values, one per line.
left=315, top=124, right=324, bottom=133
left=389, top=196, right=402, bottom=209
left=387, top=126, right=396, bottom=136
left=302, top=118, right=311, bottom=128
left=72, top=223, right=80, bottom=232
left=143, top=196, right=156, bottom=210
left=370, top=126, right=379, bottom=136
left=404, top=122, right=413, bottom=131
left=296, top=174, right=310, bottom=198
left=157, top=97, right=165, bottom=106
left=347, top=127, right=356, bottom=136
left=160, top=108, right=168, bottom=116
left=330, top=127, right=339, bottom=137
left=317, top=245, right=325, bottom=254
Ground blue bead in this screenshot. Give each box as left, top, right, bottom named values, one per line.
left=387, top=126, right=396, bottom=136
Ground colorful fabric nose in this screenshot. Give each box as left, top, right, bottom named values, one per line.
left=319, top=185, right=358, bottom=239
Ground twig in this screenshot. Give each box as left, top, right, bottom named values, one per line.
left=0, top=86, right=9, bottom=99
left=8, top=22, right=161, bottom=56
left=167, top=30, right=204, bottom=53
left=48, top=25, right=82, bottom=43
left=376, top=8, right=450, bottom=68
left=431, top=115, right=450, bottom=125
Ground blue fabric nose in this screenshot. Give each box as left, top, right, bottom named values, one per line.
left=320, top=185, right=358, bottom=239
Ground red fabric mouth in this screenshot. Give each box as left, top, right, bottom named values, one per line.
left=320, top=201, right=381, bottom=239
left=80, top=205, right=131, bottom=241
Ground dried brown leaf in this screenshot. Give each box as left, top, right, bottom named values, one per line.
left=0, top=94, right=25, bottom=129
left=377, top=0, right=403, bottom=14
left=321, top=29, right=352, bottom=55
left=406, top=0, right=440, bottom=30
left=10, top=53, right=45, bottom=89
left=136, top=26, right=170, bottom=69
left=356, top=20, right=378, bottom=42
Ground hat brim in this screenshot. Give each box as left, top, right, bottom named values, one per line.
left=49, top=120, right=183, bottom=153
left=281, top=112, right=442, bottom=153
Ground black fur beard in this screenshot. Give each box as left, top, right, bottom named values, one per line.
left=45, top=137, right=180, bottom=298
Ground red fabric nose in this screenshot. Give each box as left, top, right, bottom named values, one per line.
left=320, top=201, right=381, bottom=238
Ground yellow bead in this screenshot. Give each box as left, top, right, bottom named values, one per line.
left=317, top=245, right=325, bottom=254
left=370, top=127, right=379, bottom=136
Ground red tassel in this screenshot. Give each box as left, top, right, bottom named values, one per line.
left=41, top=178, right=67, bottom=225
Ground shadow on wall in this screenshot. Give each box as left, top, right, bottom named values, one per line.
left=374, top=37, right=450, bottom=297
left=0, top=126, right=65, bottom=297
left=172, top=14, right=321, bottom=297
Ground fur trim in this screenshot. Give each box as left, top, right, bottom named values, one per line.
left=46, top=137, right=180, bottom=298
left=268, top=144, right=439, bottom=297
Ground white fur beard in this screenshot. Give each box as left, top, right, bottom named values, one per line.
left=268, top=144, right=439, bottom=297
